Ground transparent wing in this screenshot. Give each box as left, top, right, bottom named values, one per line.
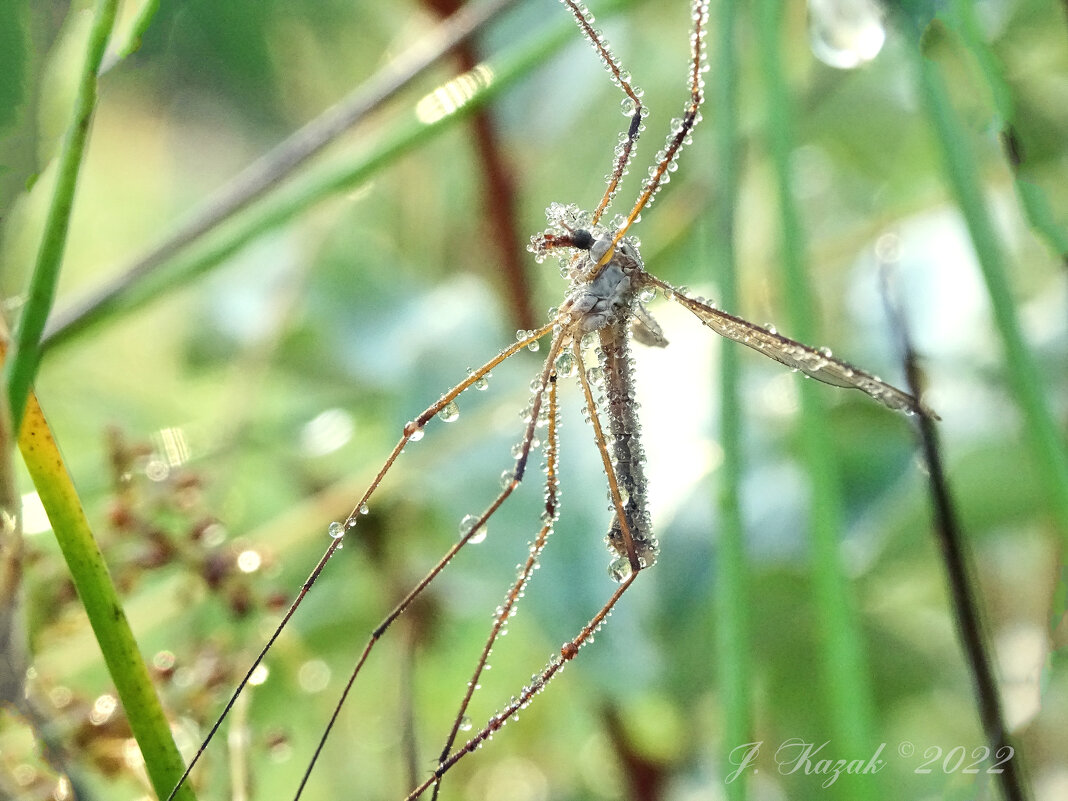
left=630, top=302, right=669, bottom=348
left=649, top=278, right=936, bottom=418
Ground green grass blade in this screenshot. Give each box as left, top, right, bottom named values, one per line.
left=2, top=0, right=119, bottom=433
left=907, top=17, right=1068, bottom=539
left=709, top=0, right=753, bottom=796
left=756, top=1, right=880, bottom=793
left=10, top=373, right=195, bottom=801
left=40, top=0, right=626, bottom=354
left=947, top=0, right=1068, bottom=264
left=112, top=0, right=161, bottom=63
left=54, top=0, right=522, bottom=347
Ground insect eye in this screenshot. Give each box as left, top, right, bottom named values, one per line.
left=571, top=229, right=594, bottom=250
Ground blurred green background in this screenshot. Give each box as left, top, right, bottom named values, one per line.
left=1, top=0, right=1066, bottom=800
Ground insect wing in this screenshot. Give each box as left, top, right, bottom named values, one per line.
left=630, top=302, right=669, bottom=348
left=669, top=289, right=933, bottom=417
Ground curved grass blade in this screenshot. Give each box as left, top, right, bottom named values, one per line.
left=756, top=0, right=882, bottom=791
left=1, top=342, right=194, bottom=801
left=3, top=0, right=119, bottom=432
left=899, top=6, right=1068, bottom=538
left=41, top=0, right=628, bottom=354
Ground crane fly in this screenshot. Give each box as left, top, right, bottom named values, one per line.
left=168, top=1, right=933, bottom=798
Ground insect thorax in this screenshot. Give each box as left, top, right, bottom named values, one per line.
left=529, top=203, right=647, bottom=335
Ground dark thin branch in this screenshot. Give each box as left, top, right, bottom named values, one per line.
left=883, top=271, right=1031, bottom=801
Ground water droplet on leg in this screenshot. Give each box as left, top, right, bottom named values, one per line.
left=554, top=350, right=576, bottom=378
left=607, top=556, right=633, bottom=582
left=459, top=514, right=487, bottom=544
left=440, top=401, right=460, bottom=422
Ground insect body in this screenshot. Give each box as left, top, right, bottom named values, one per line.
left=527, top=191, right=932, bottom=582
left=169, top=2, right=935, bottom=798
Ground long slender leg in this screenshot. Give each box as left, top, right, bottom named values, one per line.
left=572, top=338, right=643, bottom=573
left=165, top=322, right=556, bottom=801
left=290, top=329, right=567, bottom=800
left=405, top=570, right=640, bottom=800
left=601, top=0, right=709, bottom=263
left=412, top=322, right=654, bottom=798
left=559, top=0, right=646, bottom=225
left=430, top=362, right=563, bottom=800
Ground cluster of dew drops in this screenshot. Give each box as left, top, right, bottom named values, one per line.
left=326, top=502, right=368, bottom=549
left=451, top=378, right=570, bottom=746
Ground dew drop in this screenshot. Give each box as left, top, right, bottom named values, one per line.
left=359, top=503, right=369, bottom=515
left=474, top=376, right=490, bottom=391
left=459, top=716, right=473, bottom=732
left=328, top=522, right=345, bottom=539
left=406, top=421, right=425, bottom=441
left=459, top=514, right=488, bottom=544
left=607, top=556, right=633, bottom=583
left=554, top=350, right=576, bottom=378
left=440, top=400, right=460, bottom=423
left=808, top=0, right=886, bottom=69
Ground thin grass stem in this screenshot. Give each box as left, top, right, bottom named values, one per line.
left=40, top=0, right=626, bottom=354
left=756, top=1, right=881, bottom=791
left=43, top=0, right=521, bottom=350
left=710, top=0, right=753, bottom=797
left=3, top=0, right=118, bottom=432
left=1, top=342, right=195, bottom=801
left=947, top=0, right=1068, bottom=266
left=903, top=10, right=1068, bottom=539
